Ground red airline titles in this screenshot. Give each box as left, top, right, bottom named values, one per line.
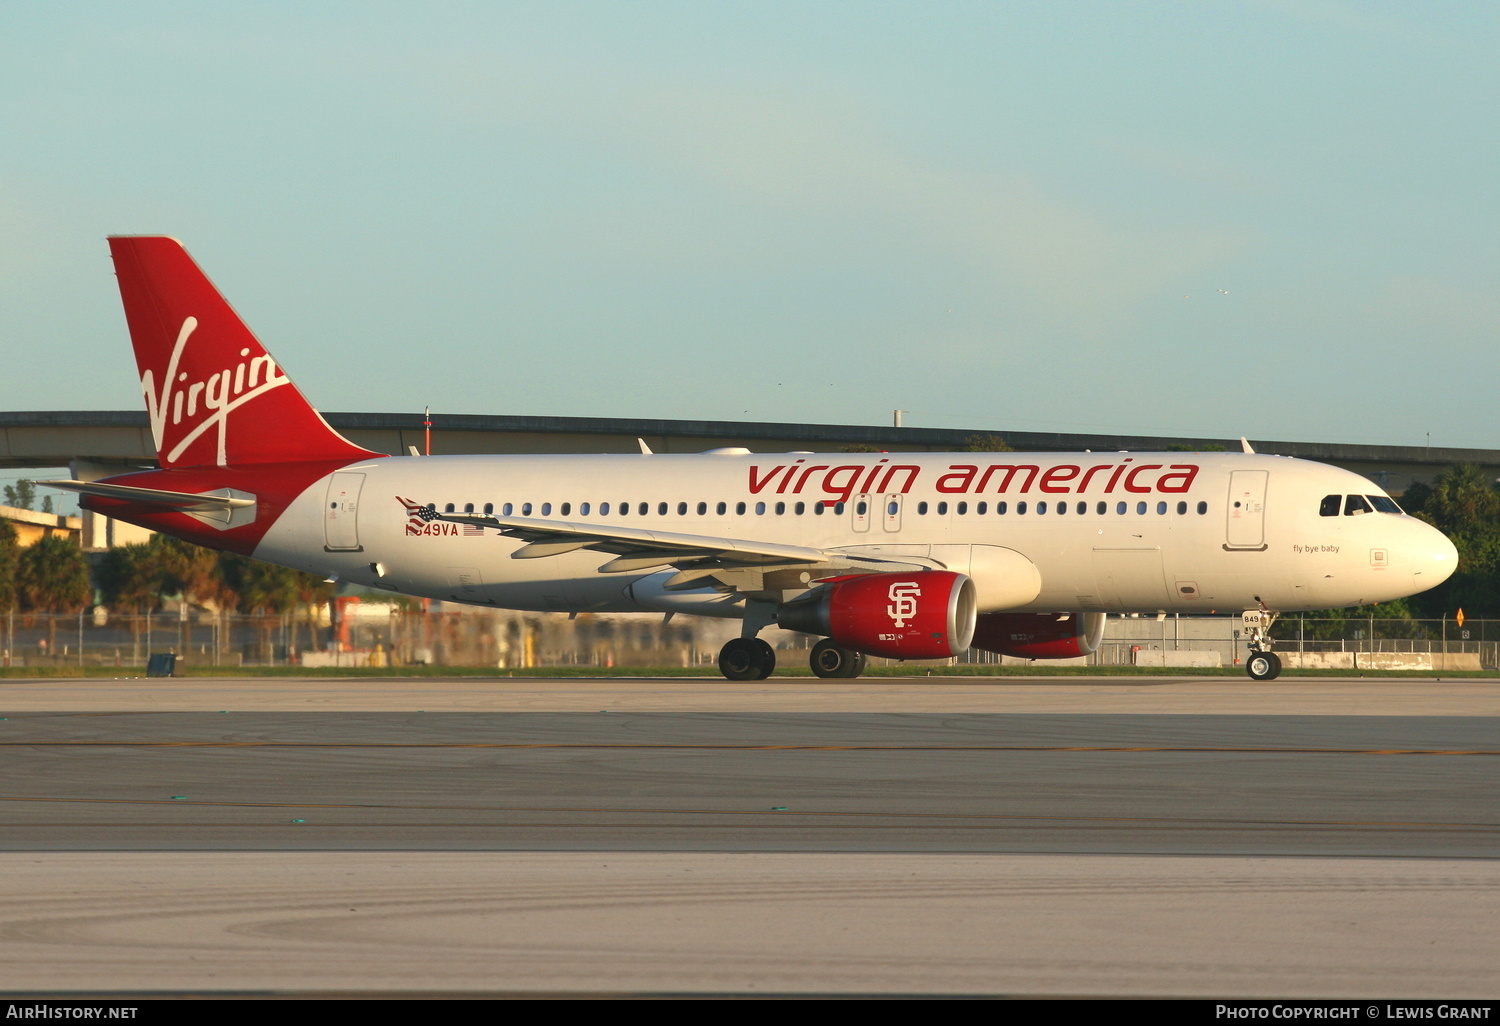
left=747, top=459, right=1201, bottom=505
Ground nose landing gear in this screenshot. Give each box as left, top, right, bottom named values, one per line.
left=1241, top=607, right=1281, bottom=681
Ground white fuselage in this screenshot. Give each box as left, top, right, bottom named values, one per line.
left=251, top=450, right=1458, bottom=618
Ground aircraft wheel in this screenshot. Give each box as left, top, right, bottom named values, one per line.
left=1245, top=651, right=1281, bottom=681
left=719, top=637, right=776, bottom=681
left=810, top=639, right=866, bottom=679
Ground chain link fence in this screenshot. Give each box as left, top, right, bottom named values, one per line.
left=0, top=607, right=1491, bottom=671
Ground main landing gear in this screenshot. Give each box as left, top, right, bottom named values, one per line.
left=809, top=639, right=866, bottom=679
left=718, top=637, right=775, bottom=680
left=716, top=637, right=871, bottom=680
left=1241, top=607, right=1282, bottom=681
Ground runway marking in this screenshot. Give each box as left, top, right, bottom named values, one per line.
left=0, top=794, right=1494, bottom=832
left=2, top=741, right=1496, bottom=755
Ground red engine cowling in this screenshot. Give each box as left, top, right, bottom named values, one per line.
left=970, top=612, right=1105, bottom=659
left=777, top=571, right=977, bottom=660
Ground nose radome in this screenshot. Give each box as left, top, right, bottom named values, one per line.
left=1417, top=523, right=1459, bottom=588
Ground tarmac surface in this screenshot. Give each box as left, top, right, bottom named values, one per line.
left=0, top=674, right=1496, bottom=997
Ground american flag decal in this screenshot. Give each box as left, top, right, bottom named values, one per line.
left=462, top=523, right=484, bottom=537
left=397, top=495, right=435, bottom=535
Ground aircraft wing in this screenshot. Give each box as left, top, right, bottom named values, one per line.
left=415, top=505, right=935, bottom=584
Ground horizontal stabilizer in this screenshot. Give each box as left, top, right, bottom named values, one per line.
left=38, top=479, right=255, bottom=511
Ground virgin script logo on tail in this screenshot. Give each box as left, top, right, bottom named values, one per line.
left=140, top=317, right=291, bottom=467
left=887, top=581, right=921, bottom=628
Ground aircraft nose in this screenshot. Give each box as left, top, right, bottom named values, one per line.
left=1416, top=522, right=1459, bottom=588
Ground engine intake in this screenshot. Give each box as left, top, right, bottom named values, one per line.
left=970, top=611, right=1105, bottom=659
left=778, top=570, right=977, bottom=660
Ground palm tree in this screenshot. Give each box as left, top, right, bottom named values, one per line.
left=16, top=535, right=91, bottom=654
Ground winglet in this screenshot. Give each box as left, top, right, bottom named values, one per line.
left=1240, top=437, right=1255, bottom=454
left=637, top=438, right=654, bottom=455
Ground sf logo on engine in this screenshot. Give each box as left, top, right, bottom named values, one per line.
left=886, top=581, right=921, bottom=628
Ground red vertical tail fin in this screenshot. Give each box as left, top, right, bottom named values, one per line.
left=108, top=236, right=381, bottom=468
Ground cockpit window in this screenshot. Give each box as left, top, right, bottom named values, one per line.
left=1367, top=495, right=1403, bottom=514
left=1344, top=495, right=1373, bottom=516
left=1319, top=494, right=1341, bottom=517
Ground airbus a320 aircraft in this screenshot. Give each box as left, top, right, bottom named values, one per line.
left=47, top=237, right=1459, bottom=681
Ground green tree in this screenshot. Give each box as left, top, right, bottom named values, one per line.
left=1401, top=465, right=1500, bottom=619
left=95, top=543, right=166, bottom=614
left=0, top=520, right=17, bottom=614
left=3, top=479, right=36, bottom=510
left=16, top=536, right=91, bottom=613
left=220, top=554, right=309, bottom=663
left=960, top=434, right=1014, bottom=452
left=16, top=535, right=92, bottom=653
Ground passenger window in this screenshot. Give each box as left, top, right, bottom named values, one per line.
left=794, top=501, right=805, bottom=515
left=977, top=501, right=988, bottom=514
left=716, top=501, right=726, bottom=515
left=483, top=503, right=493, bottom=515
left=938, top=501, right=949, bottom=515
left=1116, top=502, right=1126, bottom=514
left=814, top=502, right=824, bottom=515
left=677, top=502, right=687, bottom=515
left=756, top=501, right=767, bottom=515
left=918, top=501, right=929, bottom=515
left=503, top=502, right=514, bottom=515
left=464, top=503, right=474, bottom=513
left=1076, top=501, right=1086, bottom=514
left=598, top=502, right=608, bottom=515
left=1320, top=494, right=1341, bottom=517
left=855, top=501, right=867, bottom=515
left=1344, top=495, right=1372, bottom=516
left=520, top=502, right=532, bottom=515
left=996, top=501, right=1007, bottom=515
left=561, top=502, right=571, bottom=516
left=580, top=502, right=590, bottom=515
left=834, top=501, right=846, bottom=514
left=1096, top=501, right=1106, bottom=515
left=444, top=503, right=455, bottom=513
left=639, top=502, right=648, bottom=515
left=1036, top=501, right=1047, bottom=514
left=1156, top=501, right=1167, bottom=515
left=697, top=502, right=707, bottom=515
left=957, top=501, right=968, bottom=515
left=1176, top=501, right=1187, bottom=515
left=1136, top=501, right=1147, bottom=515
left=736, top=502, right=746, bottom=515
left=541, top=502, right=551, bottom=516
left=1017, top=501, right=1027, bottom=515
left=619, top=503, right=628, bottom=516
left=775, top=501, right=785, bottom=515
left=1056, top=501, right=1066, bottom=515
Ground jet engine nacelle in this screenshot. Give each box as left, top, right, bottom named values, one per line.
left=778, top=570, right=977, bottom=660
left=970, top=611, right=1105, bottom=659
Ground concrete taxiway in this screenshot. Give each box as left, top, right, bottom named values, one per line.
left=0, top=674, right=1496, bottom=997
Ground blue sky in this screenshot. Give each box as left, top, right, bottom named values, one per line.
left=2, top=1, right=1497, bottom=453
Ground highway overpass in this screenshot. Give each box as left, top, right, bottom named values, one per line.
left=0, top=410, right=1491, bottom=495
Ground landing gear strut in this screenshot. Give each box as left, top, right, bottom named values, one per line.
left=1241, top=607, right=1281, bottom=681
left=718, top=637, right=775, bottom=680
left=809, top=639, right=866, bottom=679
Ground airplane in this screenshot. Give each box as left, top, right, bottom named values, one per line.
left=45, top=236, right=1459, bottom=682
